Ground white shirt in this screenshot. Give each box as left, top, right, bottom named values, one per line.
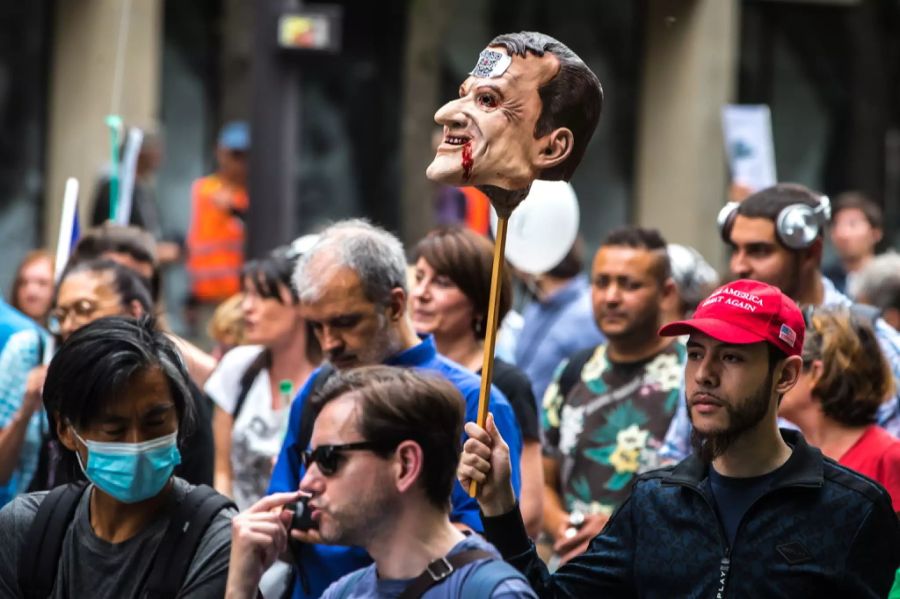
left=205, top=345, right=292, bottom=510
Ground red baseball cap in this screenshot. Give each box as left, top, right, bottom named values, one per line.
left=658, top=279, right=805, bottom=357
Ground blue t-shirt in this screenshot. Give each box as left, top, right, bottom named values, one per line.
left=708, top=464, right=783, bottom=547
left=320, top=534, right=536, bottom=599
left=268, top=335, right=524, bottom=599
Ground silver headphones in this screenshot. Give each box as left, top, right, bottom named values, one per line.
left=718, top=194, right=831, bottom=250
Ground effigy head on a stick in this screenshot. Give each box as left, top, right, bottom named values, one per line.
left=426, top=31, right=603, bottom=217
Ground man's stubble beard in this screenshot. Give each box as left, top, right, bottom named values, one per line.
left=320, top=471, right=400, bottom=547
left=600, top=302, right=660, bottom=348
left=689, top=370, right=774, bottom=463
left=351, top=312, right=400, bottom=368
left=779, top=256, right=803, bottom=302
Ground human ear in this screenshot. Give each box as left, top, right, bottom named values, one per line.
left=394, top=441, right=424, bottom=494
left=56, top=414, right=78, bottom=453
left=534, top=127, right=573, bottom=173
left=660, top=277, right=678, bottom=303
left=128, top=299, right=145, bottom=319
left=807, top=359, right=825, bottom=386
left=388, top=288, right=407, bottom=321
left=775, top=355, right=803, bottom=395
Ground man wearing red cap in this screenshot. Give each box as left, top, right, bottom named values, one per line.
left=458, top=279, right=900, bottom=597
left=662, top=183, right=900, bottom=461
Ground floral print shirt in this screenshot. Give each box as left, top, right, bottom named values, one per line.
left=542, top=341, right=686, bottom=517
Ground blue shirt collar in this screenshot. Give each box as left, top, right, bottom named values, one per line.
left=385, top=334, right=437, bottom=367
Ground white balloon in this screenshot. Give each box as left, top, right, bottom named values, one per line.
left=490, top=180, right=580, bottom=275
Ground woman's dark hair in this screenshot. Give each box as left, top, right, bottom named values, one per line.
left=44, top=315, right=195, bottom=473
left=57, top=258, right=154, bottom=316
left=242, top=251, right=322, bottom=362
left=413, top=227, right=512, bottom=339
left=310, top=366, right=465, bottom=510
left=242, top=252, right=299, bottom=304
left=802, top=307, right=894, bottom=426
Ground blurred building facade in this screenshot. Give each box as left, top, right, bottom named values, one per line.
left=0, top=0, right=898, bottom=297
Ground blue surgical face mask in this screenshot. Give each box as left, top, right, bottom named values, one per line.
left=73, top=430, right=181, bottom=503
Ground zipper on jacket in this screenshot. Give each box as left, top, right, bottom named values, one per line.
left=669, top=480, right=732, bottom=598
left=716, top=552, right=731, bottom=599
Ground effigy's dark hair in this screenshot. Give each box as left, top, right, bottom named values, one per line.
left=488, top=31, right=603, bottom=181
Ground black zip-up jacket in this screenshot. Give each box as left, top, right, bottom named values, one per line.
left=484, top=430, right=900, bottom=598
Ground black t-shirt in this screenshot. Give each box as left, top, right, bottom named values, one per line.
left=481, top=359, right=540, bottom=442
left=708, top=464, right=784, bottom=547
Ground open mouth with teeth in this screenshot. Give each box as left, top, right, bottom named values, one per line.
left=444, top=135, right=471, bottom=146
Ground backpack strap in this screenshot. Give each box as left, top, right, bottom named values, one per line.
left=397, top=549, right=495, bottom=599
left=18, top=481, right=88, bottom=599
left=557, top=346, right=595, bottom=400
left=461, top=558, right=529, bottom=598
left=142, top=485, right=235, bottom=599
left=232, top=350, right=271, bottom=419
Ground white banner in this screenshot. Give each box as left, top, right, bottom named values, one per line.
left=722, top=104, right=777, bottom=193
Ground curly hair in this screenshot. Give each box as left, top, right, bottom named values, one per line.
left=802, top=307, right=894, bottom=426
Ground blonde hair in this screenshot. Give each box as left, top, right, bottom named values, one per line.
left=802, top=307, right=894, bottom=426
left=207, top=293, right=245, bottom=348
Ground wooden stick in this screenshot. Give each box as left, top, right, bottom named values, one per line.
left=469, top=214, right=509, bottom=497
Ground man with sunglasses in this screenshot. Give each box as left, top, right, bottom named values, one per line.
left=266, top=220, right=523, bottom=599
left=228, top=367, right=534, bottom=599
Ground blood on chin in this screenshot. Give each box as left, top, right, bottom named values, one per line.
left=462, top=141, right=474, bottom=181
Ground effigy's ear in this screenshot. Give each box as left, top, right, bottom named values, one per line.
left=533, top=127, right=574, bottom=179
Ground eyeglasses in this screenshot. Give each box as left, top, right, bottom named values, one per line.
left=51, top=299, right=99, bottom=325
left=49, top=299, right=103, bottom=334
left=298, top=441, right=394, bottom=476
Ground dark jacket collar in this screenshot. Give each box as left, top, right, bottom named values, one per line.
left=665, top=429, right=823, bottom=490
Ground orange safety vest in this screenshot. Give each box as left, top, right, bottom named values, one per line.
left=186, top=175, right=249, bottom=302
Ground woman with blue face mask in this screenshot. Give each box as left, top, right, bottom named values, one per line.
left=0, top=315, right=236, bottom=598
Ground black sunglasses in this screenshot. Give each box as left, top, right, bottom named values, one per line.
left=298, top=441, right=394, bottom=476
